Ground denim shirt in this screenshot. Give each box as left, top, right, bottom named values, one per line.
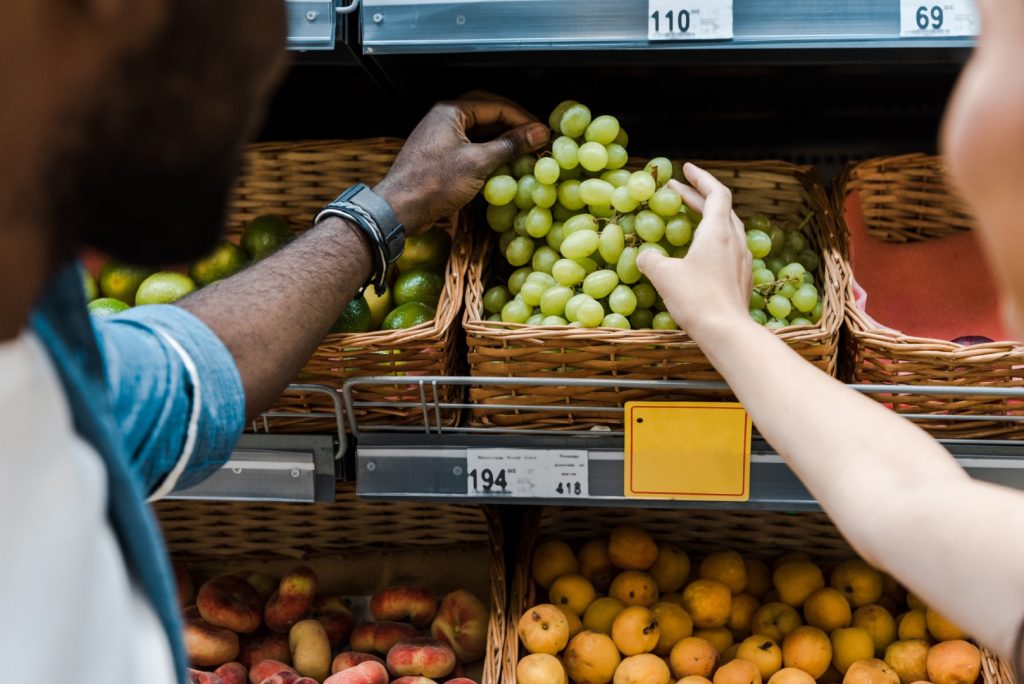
left=30, top=263, right=246, bottom=682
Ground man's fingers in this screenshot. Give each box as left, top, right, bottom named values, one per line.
left=450, top=97, right=537, bottom=133
left=468, top=123, right=550, bottom=174
left=682, top=162, right=732, bottom=222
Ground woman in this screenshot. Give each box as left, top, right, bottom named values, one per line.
left=638, top=0, right=1024, bottom=668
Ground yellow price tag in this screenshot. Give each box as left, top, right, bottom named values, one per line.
left=624, top=401, right=751, bottom=501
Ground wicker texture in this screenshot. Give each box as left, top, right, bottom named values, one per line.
left=466, top=161, right=849, bottom=430
left=155, top=485, right=504, bottom=684
left=838, top=154, right=1024, bottom=439
left=225, top=139, right=467, bottom=432
left=982, top=646, right=1018, bottom=684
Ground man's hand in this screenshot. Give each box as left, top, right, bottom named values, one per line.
left=374, top=92, right=551, bottom=235
left=637, top=163, right=752, bottom=337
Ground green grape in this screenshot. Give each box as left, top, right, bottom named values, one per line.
left=526, top=271, right=556, bottom=286
left=585, top=114, right=620, bottom=145
left=486, top=203, right=517, bottom=232
left=765, top=257, right=786, bottom=275
left=765, top=318, right=788, bottom=329
left=483, top=285, right=511, bottom=314
left=785, top=230, right=808, bottom=253
left=649, top=187, right=683, bottom=217
left=792, top=284, right=818, bottom=313
left=501, top=299, right=532, bottom=324
left=751, top=258, right=766, bottom=271
left=532, top=245, right=560, bottom=274
left=665, top=215, right=694, bottom=247
left=767, top=295, right=792, bottom=319
left=605, top=144, right=629, bottom=170
left=618, top=214, right=636, bottom=235
left=639, top=242, right=668, bottom=257
left=599, top=223, right=625, bottom=264
left=525, top=207, right=553, bottom=238
left=487, top=313, right=502, bottom=322
left=506, top=236, right=535, bottom=267
left=560, top=103, right=592, bottom=138
left=645, top=157, right=673, bottom=185
left=614, top=128, right=629, bottom=147
left=508, top=267, right=531, bottom=295
left=577, top=299, right=605, bottom=328
left=601, top=169, right=632, bottom=188
left=548, top=100, right=578, bottom=133
left=532, top=183, right=557, bottom=209
left=746, top=229, right=772, bottom=258
left=652, top=312, right=678, bottom=330
left=552, top=258, right=586, bottom=286
left=578, top=142, right=609, bottom=172
left=557, top=180, right=585, bottom=211
left=579, top=257, right=599, bottom=274
left=561, top=165, right=582, bottom=181
left=526, top=313, right=544, bottom=325
left=579, top=179, right=614, bottom=206
left=499, top=228, right=516, bottom=254
left=780, top=248, right=799, bottom=264
left=540, top=285, right=574, bottom=316
left=520, top=279, right=552, bottom=307
left=490, top=164, right=512, bottom=178
left=802, top=272, right=815, bottom=286
left=791, top=317, right=812, bottom=326
left=632, top=283, right=656, bottom=309
left=778, top=282, right=797, bottom=299
left=543, top=315, right=569, bottom=326
left=553, top=204, right=575, bottom=222
left=769, top=226, right=786, bottom=254
left=568, top=321, right=584, bottom=328
left=752, top=267, right=775, bottom=287
left=626, top=171, right=657, bottom=202
left=798, top=250, right=820, bottom=273
left=513, top=210, right=530, bottom=236
left=535, top=157, right=561, bottom=185
left=611, top=186, right=640, bottom=213
left=582, top=269, right=619, bottom=299
left=564, top=293, right=591, bottom=322
left=511, top=155, right=536, bottom=179
left=670, top=245, right=690, bottom=259
left=635, top=211, right=666, bottom=243
left=515, top=174, right=538, bottom=210
left=546, top=223, right=566, bottom=251
left=483, top=175, right=518, bottom=206
left=682, top=205, right=701, bottom=225
left=617, top=247, right=642, bottom=284
left=778, top=262, right=806, bottom=282
left=608, top=284, right=638, bottom=316
left=654, top=294, right=668, bottom=311
left=563, top=213, right=598, bottom=235
left=746, top=214, right=771, bottom=232
left=629, top=308, right=654, bottom=329
left=552, top=136, right=580, bottom=170
left=590, top=204, right=615, bottom=219
left=560, top=230, right=599, bottom=260
left=602, top=313, right=631, bottom=329
left=750, top=309, right=768, bottom=326
left=810, top=301, right=823, bottom=323
left=750, top=291, right=766, bottom=310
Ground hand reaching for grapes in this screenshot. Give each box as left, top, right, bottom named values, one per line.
left=637, top=163, right=753, bottom=337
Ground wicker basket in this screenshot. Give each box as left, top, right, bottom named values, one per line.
left=505, top=506, right=1011, bottom=684
left=464, top=161, right=849, bottom=430
left=837, top=154, right=1024, bottom=439
left=155, top=484, right=505, bottom=683
left=226, top=138, right=468, bottom=432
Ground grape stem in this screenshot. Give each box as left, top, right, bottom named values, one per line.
left=753, top=274, right=804, bottom=297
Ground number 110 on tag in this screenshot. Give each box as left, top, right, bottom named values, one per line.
left=648, top=0, right=733, bottom=41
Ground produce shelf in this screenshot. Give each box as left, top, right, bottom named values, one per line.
left=344, top=376, right=1024, bottom=508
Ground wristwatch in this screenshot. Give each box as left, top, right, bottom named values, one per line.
left=315, top=183, right=405, bottom=295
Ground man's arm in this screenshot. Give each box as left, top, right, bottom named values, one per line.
left=639, top=164, right=1024, bottom=660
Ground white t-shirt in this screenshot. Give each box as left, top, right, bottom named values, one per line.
left=0, top=331, right=176, bottom=684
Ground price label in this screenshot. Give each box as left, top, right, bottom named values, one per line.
left=648, top=0, right=733, bottom=41
left=899, top=1, right=979, bottom=37
left=465, top=449, right=589, bottom=498
left=624, top=401, right=751, bottom=502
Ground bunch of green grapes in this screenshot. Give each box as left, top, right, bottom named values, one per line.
left=479, top=100, right=823, bottom=330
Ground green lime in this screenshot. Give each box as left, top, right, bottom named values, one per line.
left=135, top=272, right=197, bottom=306
left=99, top=261, right=156, bottom=304
left=87, top=297, right=130, bottom=317
left=81, top=268, right=99, bottom=302
left=330, top=296, right=373, bottom=334
left=189, top=240, right=248, bottom=286
left=396, top=226, right=451, bottom=273
left=241, top=215, right=292, bottom=261
left=392, top=269, right=444, bottom=308
left=381, top=301, right=436, bottom=330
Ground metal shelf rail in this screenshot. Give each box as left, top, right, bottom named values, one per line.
left=343, top=375, right=1024, bottom=510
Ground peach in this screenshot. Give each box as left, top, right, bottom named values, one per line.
left=612, top=606, right=661, bottom=656
left=430, top=589, right=489, bottom=663
left=609, top=525, right=658, bottom=570
left=843, top=659, right=900, bottom=684
left=175, top=562, right=196, bottom=606
left=183, top=604, right=202, bottom=620
left=614, top=653, right=672, bottom=684
left=264, top=567, right=317, bottom=634
left=187, top=669, right=225, bottom=684
left=884, top=640, right=929, bottom=684
left=532, top=540, right=578, bottom=589
left=198, top=575, right=264, bottom=634
left=683, top=580, right=733, bottom=629
left=925, top=641, right=980, bottom=684
left=898, top=611, right=930, bottom=642
left=669, top=637, right=719, bottom=679
left=312, top=594, right=355, bottom=647
left=652, top=601, right=694, bottom=655
left=650, top=543, right=692, bottom=594
left=332, top=652, right=385, bottom=674
left=288, top=619, right=331, bottom=681
left=610, top=570, right=660, bottom=607
left=852, top=606, right=896, bottom=655
left=558, top=604, right=585, bottom=639
left=564, top=630, right=622, bottom=684
left=830, top=562, right=883, bottom=609
left=680, top=677, right=715, bottom=684
left=738, top=635, right=784, bottom=680
left=701, top=551, right=748, bottom=595
left=386, top=637, right=457, bottom=679
left=584, top=597, right=627, bottom=635
left=446, top=679, right=478, bottom=684
left=729, top=593, right=762, bottom=639
left=746, top=559, right=773, bottom=599
left=831, top=628, right=875, bottom=674
left=214, top=662, right=248, bottom=684
left=774, top=563, right=825, bottom=608
left=804, top=589, right=852, bottom=633
left=255, top=674, right=301, bottom=684
left=291, top=679, right=318, bottom=684
left=248, top=659, right=297, bottom=684
left=924, top=610, right=968, bottom=642
left=517, top=652, right=568, bottom=684
left=518, top=603, right=570, bottom=654
left=350, top=621, right=419, bottom=654
left=751, top=603, right=803, bottom=644
left=370, top=586, right=438, bottom=627
left=242, top=572, right=277, bottom=601
left=694, top=627, right=735, bottom=655
left=322, top=660, right=389, bottom=684
left=781, top=626, right=832, bottom=678
left=550, top=574, right=598, bottom=616
left=391, top=678, right=439, bottom=684
left=714, top=658, right=763, bottom=684
left=579, top=539, right=616, bottom=593
left=768, top=668, right=817, bottom=684
left=239, top=633, right=290, bottom=669
left=186, top=617, right=240, bottom=667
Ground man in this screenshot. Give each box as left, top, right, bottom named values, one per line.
left=0, top=1, right=549, bottom=681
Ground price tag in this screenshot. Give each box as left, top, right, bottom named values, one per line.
left=648, top=0, right=733, bottom=41
left=465, top=448, right=589, bottom=499
left=900, top=1, right=979, bottom=37
left=624, top=402, right=751, bottom=502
